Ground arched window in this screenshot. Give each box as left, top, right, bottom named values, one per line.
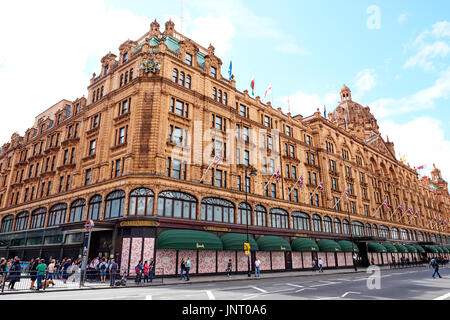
left=323, top=216, right=332, bottom=233
left=223, top=92, right=227, bottom=105
left=255, top=205, right=267, bottom=227
left=69, top=199, right=86, bottom=223
left=269, top=208, right=289, bottom=229
left=172, top=69, right=178, bottom=83
left=201, top=198, right=235, bottom=223
left=30, top=208, right=47, bottom=229
left=334, top=218, right=341, bottom=234
left=104, top=190, right=125, bottom=219
left=186, top=75, right=191, bottom=89
left=212, top=87, right=217, bottom=101
left=14, top=211, right=29, bottom=231
left=158, top=191, right=197, bottom=220
left=48, top=204, right=67, bottom=227
left=390, top=228, right=399, bottom=240
left=129, top=188, right=154, bottom=216
left=218, top=90, right=222, bottom=103
left=88, top=195, right=102, bottom=221
left=365, top=223, right=371, bottom=236
left=238, top=203, right=251, bottom=225
left=351, top=221, right=364, bottom=236
left=400, top=229, right=408, bottom=241
left=343, top=219, right=350, bottom=235
left=1, top=215, right=14, bottom=233
left=312, top=214, right=322, bottom=232
left=292, top=212, right=310, bottom=231
left=430, top=233, right=436, bottom=243
left=179, top=72, right=185, bottom=86
left=372, top=224, right=378, bottom=237
left=379, top=226, right=389, bottom=239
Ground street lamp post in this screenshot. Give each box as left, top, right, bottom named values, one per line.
left=347, top=198, right=357, bottom=271
left=245, top=168, right=257, bottom=278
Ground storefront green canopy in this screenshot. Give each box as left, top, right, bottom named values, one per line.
left=156, top=230, right=223, bottom=250
left=413, top=244, right=425, bottom=253
left=337, top=240, right=359, bottom=253
left=425, top=246, right=438, bottom=253
left=435, top=246, right=444, bottom=253
left=441, top=247, right=449, bottom=254
left=221, top=233, right=259, bottom=251
left=257, top=236, right=291, bottom=251
left=404, top=244, right=418, bottom=253
left=382, top=243, right=398, bottom=253
left=317, top=239, right=342, bottom=252
left=368, top=242, right=387, bottom=253
left=394, top=244, right=408, bottom=253
left=291, top=238, right=319, bottom=252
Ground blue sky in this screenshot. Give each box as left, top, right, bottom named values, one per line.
left=0, top=0, right=449, bottom=180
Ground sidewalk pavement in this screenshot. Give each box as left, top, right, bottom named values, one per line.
left=0, top=264, right=430, bottom=295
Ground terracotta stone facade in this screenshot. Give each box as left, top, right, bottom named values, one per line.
left=0, top=20, right=448, bottom=269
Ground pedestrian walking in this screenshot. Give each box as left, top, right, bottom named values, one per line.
left=47, top=259, right=56, bottom=280
left=0, top=258, right=7, bottom=288
left=62, top=258, right=71, bottom=284
left=431, top=257, right=442, bottom=279
left=226, top=259, right=232, bottom=278
left=179, top=259, right=185, bottom=280
left=109, top=259, right=119, bottom=287
left=312, top=258, right=317, bottom=272
left=143, top=261, right=150, bottom=283
left=148, top=258, right=155, bottom=283
left=135, top=260, right=143, bottom=283
left=29, top=258, right=39, bottom=289
left=318, top=258, right=324, bottom=273
left=36, top=259, right=47, bottom=291
left=8, top=256, right=21, bottom=290
left=352, top=253, right=358, bottom=271
left=185, top=257, right=191, bottom=281
left=254, top=257, right=261, bottom=278
left=99, top=258, right=108, bottom=283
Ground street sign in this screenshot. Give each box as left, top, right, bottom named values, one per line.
left=84, top=220, right=95, bottom=231
left=244, top=242, right=250, bottom=256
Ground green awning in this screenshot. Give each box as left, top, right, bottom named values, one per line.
left=257, top=236, right=291, bottom=251
left=382, top=243, right=398, bottom=253
left=291, top=238, right=319, bottom=252
left=317, top=239, right=341, bottom=252
left=404, top=244, right=418, bottom=253
left=221, top=233, right=258, bottom=251
left=338, top=240, right=359, bottom=253
left=394, top=244, right=408, bottom=253
left=156, top=230, right=223, bottom=250
left=435, top=246, right=444, bottom=253
left=368, top=242, right=387, bottom=253
left=425, top=246, right=438, bottom=253
left=413, top=244, right=425, bottom=253
left=441, top=247, right=449, bottom=253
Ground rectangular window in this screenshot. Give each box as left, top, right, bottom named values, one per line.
left=118, top=127, right=125, bottom=144
left=306, top=135, right=312, bottom=146
left=185, top=53, right=192, bottom=66
left=290, top=145, right=294, bottom=158
left=115, top=159, right=121, bottom=178
left=85, top=169, right=91, bottom=186
left=286, top=126, right=291, bottom=136
left=89, top=140, right=96, bottom=155
left=293, top=189, right=298, bottom=202
left=210, top=66, right=217, bottom=78
left=70, top=148, right=75, bottom=164
left=240, top=105, right=246, bottom=117
left=236, top=148, right=241, bottom=165
left=93, top=115, right=99, bottom=128
left=63, top=149, right=68, bottom=165
left=47, top=182, right=51, bottom=196
left=173, top=127, right=183, bottom=145
left=175, top=100, right=184, bottom=116
left=264, top=116, right=270, bottom=127
left=268, top=136, right=273, bottom=151
left=237, top=175, right=242, bottom=191
left=172, top=159, right=181, bottom=179
left=167, top=158, right=171, bottom=176
left=271, top=183, right=276, bottom=198
left=215, top=170, right=222, bottom=187
left=59, top=176, right=64, bottom=193
left=66, top=175, right=71, bottom=191
left=285, top=165, right=290, bottom=179
left=245, top=177, right=250, bottom=193
left=292, top=166, right=297, bottom=180
left=121, top=100, right=129, bottom=114
left=244, top=150, right=250, bottom=166
left=243, top=126, right=249, bottom=142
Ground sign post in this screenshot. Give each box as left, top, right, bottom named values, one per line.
left=80, top=220, right=94, bottom=287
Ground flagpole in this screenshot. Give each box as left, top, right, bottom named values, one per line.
left=199, top=157, right=216, bottom=184
left=388, top=206, right=399, bottom=221
left=371, top=197, right=388, bottom=218
left=308, top=184, right=322, bottom=202
left=331, top=191, right=346, bottom=211
left=263, top=172, right=276, bottom=192
left=287, top=178, right=302, bottom=197
left=397, top=207, right=408, bottom=222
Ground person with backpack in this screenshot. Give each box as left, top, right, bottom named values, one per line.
left=135, top=260, right=143, bottom=283
left=185, top=257, right=191, bottom=281
left=62, top=258, right=71, bottom=284
left=8, top=256, right=21, bottom=290
left=179, top=259, right=186, bottom=280
left=29, top=258, right=39, bottom=290
left=148, top=258, right=155, bottom=283
left=109, top=259, right=119, bottom=287
left=226, top=259, right=232, bottom=278
left=143, top=261, right=150, bottom=283
left=99, top=258, right=108, bottom=283
left=431, top=257, right=442, bottom=279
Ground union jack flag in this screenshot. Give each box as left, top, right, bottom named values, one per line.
left=434, top=215, right=439, bottom=222
left=398, top=204, right=404, bottom=213
left=415, top=209, right=420, bottom=217
left=345, top=188, right=350, bottom=198
left=275, top=170, right=280, bottom=183
left=318, top=182, right=324, bottom=193
left=298, top=176, right=304, bottom=190
left=408, top=207, right=414, bottom=215
left=214, top=152, right=222, bottom=167
left=383, top=199, right=390, bottom=211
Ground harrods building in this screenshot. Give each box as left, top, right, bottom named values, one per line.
left=0, top=20, right=448, bottom=276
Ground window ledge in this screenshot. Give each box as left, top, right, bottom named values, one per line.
left=110, top=143, right=127, bottom=152
left=113, top=112, right=131, bottom=124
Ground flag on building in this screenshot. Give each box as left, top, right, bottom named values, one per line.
left=214, top=152, right=222, bottom=167
left=318, top=182, right=324, bottom=193
left=250, top=76, right=255, bottom=97
left=416, top=209, right=420, bottom=217
left=228, top=60, right=232, bottom=80
left=398, top=204, right=404, bottom=213
left=287, top=96, right=291, bottom=113
left=275, top=169, right=280, bottom=183
left=345, top=188, right=350, bottom=198
left=344, top=117, right=347, bottom=130
left=323, top=105, right=327, bottom=119
left=383, top=199, right=390, bottom=211
left=408, top=207, right=413, bottom=215
left=298, top=176, right=304, bottom=190
left=417, top=165, right=425, bottom=170
left=263, top=83, right=272, bottom=101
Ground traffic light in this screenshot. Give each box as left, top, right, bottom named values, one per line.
left=244, top=242, right=250, bottom=256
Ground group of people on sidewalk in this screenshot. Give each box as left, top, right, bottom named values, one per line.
left=134, top=259, right=155, bottom=283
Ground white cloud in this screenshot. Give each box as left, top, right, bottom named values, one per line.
left=404, top=41, right=450, bottom=71
left=431, top=21, right=450, bottom=38
left=354, top=69, right=377, bottom=93
left=370, top=67, right=450, bottom=118
left=398, top=13, right=408, bottom=24
left=379, top=117, right=450, bottom=182
left=278, top=91, right=339, bottom=117
left=0, top=0, right=150, bottom=144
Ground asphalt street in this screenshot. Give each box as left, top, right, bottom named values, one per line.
left=1, top=266, right=449, bottom=300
